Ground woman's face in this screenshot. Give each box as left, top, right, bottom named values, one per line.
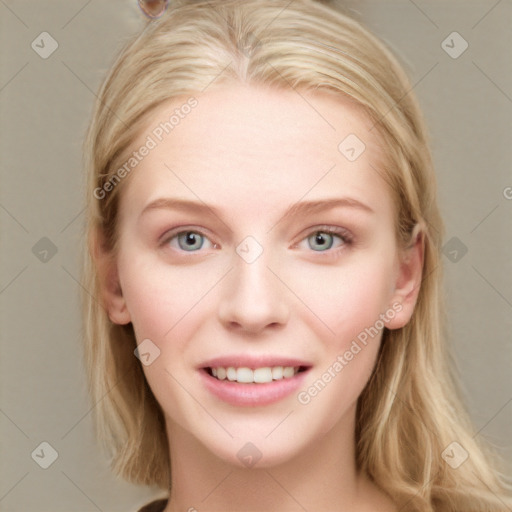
left=107, top=84, right=418, bottom=467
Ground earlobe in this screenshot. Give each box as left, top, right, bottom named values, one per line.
left=89, top=228, right=132, bottom=325
left=386, top=223, right=425, bottom=330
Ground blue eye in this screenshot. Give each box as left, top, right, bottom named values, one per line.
left=167, top=231, right=211, bottom=251
left=302, top=228, right=350, bottom=253
left=308, top=231, right=336, bottom=251
left=178, top=231, right=203, bottom=251
left=163, top=227, right=349, bottom=256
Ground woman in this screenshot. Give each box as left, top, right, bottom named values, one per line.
left=82, top=1, right=512, bottom=510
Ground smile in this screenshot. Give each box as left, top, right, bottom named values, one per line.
left=199, top=361, right=311, bottom=406
left=208, top=366, right=304, bottom=384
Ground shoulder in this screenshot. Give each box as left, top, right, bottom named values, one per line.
left=137, top=498, right=168, bottom=512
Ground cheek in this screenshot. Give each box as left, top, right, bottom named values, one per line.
left=117, top=251, right=224, bottom=427
left=286, top=253, right=396, bottom=351
left=118, top=248, right=225, bottom=343
left=289, top=253, right=396, bottom=433
left=294, top=271, right=390, bottom=436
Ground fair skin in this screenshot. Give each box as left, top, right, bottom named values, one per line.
left=97, top=84, right=423, bottom=511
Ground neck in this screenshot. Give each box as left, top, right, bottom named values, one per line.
left=163, top=406, right=381, bottom=512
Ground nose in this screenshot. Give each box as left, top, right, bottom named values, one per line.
left=217, top=248, right=290, bottom=334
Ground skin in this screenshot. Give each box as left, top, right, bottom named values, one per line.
left=96, top=84, right=423, bottom=511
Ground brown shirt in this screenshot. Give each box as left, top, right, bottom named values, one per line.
left=137, top=498, right=168, bottom=512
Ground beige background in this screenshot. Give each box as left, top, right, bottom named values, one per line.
left=1, top=1, right=511, bottom=511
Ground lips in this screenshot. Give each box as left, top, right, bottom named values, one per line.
left=200, top=355, right=311, bottom=371
left=198, top=355, right=312, bottom=406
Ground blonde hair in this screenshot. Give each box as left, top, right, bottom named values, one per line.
left=82, top=0, right=512, bottom=509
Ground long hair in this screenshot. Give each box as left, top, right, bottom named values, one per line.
left=81, top=1, right=512, bottom=509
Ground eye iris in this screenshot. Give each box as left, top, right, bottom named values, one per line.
left=309, top=231, right=333, bottom=251
left=178, top=231, right=203, bottom=251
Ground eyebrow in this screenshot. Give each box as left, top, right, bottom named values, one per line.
left=140, top=197, right=375, bottom=223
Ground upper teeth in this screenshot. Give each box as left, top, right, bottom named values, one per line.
left=211, top=366, right=299, bottom=384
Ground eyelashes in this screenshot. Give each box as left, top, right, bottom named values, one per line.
left=167, top=231, right=214, bottom=252
left=160, top=225, right=353, bottom=258
left=297, top=226, right=352, bottom=252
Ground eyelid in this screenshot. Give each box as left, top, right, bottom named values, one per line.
left=290, top=225, right=354, bottom=263
left=159, top=226, right=219, bottom=249
left=293, top=225, right=353, bottom=246
left=159, top=224, right=353, bottom=255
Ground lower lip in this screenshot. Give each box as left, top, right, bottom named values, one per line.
left=199, top=368, right=310, bottom=407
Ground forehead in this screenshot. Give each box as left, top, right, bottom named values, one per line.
left=118, top=84, right=392, bottom=222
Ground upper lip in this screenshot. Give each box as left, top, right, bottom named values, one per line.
left=200, top=355, right=312, bottom=369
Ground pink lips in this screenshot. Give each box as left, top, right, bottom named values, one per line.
left=200, top=355, right=310, bottom=369
left=198, top=355, right=312, bottom=407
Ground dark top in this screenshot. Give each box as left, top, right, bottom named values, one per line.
left=137, top=498, right=168, bottom=512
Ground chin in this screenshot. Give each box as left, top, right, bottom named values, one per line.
left=192, top=420, right=321, bottom=471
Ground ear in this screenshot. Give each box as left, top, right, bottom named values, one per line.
left=386, top=223, right=425, bottom=330
left=89, top=227, right=131, bottom=325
